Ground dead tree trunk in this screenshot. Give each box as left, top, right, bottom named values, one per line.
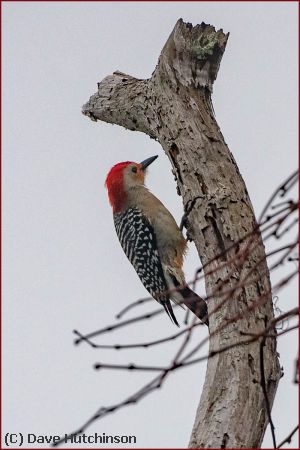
left=82, top=19, right=281, bottom=448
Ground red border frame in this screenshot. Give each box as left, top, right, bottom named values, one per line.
left=1, top=1, right=299, bottom=450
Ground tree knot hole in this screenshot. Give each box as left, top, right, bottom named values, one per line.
left=221, top=433, right=229, bottom=448
left=170, top=142, right=179, bottom=162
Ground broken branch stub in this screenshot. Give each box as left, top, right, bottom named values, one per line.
left=83, top=19, right=281, bottom=448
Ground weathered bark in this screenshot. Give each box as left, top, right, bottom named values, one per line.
left=83, top=19, right=281, bottom=448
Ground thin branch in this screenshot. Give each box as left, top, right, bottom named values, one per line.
left=94, top=362, right=166, bottom=372
left=73, top=307, right=164, bottom=344
left=116, top=296, right=152, bottom=319
left=91, top=310, right=298, bottom=380
left=242, top=325, right=298, bottom=339
left=74, top=322, right=202, bottom=350
left=258, top=170, right=298, bottom=223
left=276, top=425, right=299, bottom=448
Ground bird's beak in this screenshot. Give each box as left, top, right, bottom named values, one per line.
left=140, top=155, right=158, bottom=171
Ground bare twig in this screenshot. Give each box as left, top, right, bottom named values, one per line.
left=276, top=425, right=299, bottom=448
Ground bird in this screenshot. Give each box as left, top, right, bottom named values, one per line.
left=105, top=155, right=208, bottom=327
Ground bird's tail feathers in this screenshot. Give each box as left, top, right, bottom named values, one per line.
left=162, top=266, right=208, bottom=326
left=180, top=286, right=209, bottom=326
left=162, top=300, right=180, bottom=327
left=166, top=271, right=209, bottom=326
left=163, top=268, right=185, bottom=309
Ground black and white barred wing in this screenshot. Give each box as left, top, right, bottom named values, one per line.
left=114, top=208, right=167, bottom=299
left=114, top=208, right=179, bottom=326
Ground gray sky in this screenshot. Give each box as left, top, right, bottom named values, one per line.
left=3, top=1, right=298, bottom=448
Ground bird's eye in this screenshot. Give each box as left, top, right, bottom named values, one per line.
left=131, top=166, right=137, bottom=173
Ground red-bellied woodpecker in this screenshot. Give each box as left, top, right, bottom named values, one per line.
left=105, top=155, right=208, bottom=327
